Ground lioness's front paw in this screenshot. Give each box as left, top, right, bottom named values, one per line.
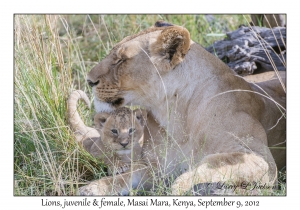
left=78, top=179, right=111, bottom=196
left=171, top=171, right=194, bottom=195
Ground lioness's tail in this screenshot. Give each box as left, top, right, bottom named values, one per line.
left=68, top=90, right=100, bottom=143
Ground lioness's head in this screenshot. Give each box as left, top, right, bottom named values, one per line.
left=94, top=107, right=147, bottom=150
left=87, top=21, right=190, bottom=112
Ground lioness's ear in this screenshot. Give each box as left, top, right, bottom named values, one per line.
left=154, top=20, right=174, bottom=27
left=150, top=25, right=190, bottom=73
left=133, top=109, right=148, bottom=126
left=94, top=112, right=110, bottom=129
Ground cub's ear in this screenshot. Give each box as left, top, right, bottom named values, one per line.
left=133, top=109, right=148, bottom=127
left=150, top=25, right=190, bottom=73
left=94, top=112, right=111, bottom=130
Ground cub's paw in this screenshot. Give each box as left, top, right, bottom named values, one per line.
left=116, top=163, right=130, bottom=174
left=108, top=161, right=130, bottom=175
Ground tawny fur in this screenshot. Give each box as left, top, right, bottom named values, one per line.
left=91, top=107, right=147, bottom=175
left=68, top=90, right=147, bottom=176
left=79, top=21, right=286, bottom=195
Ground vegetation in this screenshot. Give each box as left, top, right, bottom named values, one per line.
left=14, top=14, right=285, bottom=195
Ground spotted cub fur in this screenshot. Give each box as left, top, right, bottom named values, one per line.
left=67, top=90, right=147, bottom=175
left=90, top=107, right=147, bottom=175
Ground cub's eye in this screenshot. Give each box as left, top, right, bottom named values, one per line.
left=111, top=129, right=118, bottom=135
left=129, top=128, right=135, bottom=134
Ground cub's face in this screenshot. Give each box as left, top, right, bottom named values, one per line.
left=94, top=107, right=147, bottom=151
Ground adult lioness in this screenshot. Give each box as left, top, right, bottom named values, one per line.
left=83, top=21, right=286, bottom=195
left=68, top=90, right=147, bottom=176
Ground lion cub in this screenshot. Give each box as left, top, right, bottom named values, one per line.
left=89, top=107, right=147, bottom=175
left=67, top=90, right=147, bottom=176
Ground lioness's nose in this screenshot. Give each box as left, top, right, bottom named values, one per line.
left=87, top=79, right=99, bottom=87
left=120, top=142, right=129, bottom=148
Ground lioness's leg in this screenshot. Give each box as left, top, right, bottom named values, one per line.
left=171, top=152, right=277, bottom=195
left=79, top=163, right=152, bottom=195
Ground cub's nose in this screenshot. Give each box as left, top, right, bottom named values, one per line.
left=87, top=79, right=99, bottom=87
left=120, top=142, right=129, bottom=148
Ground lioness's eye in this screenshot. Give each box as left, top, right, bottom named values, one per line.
left=129, top=128, right=135, bottom=134
left=111, top=129, right=118, bottom=135
left=113, top=59, right=123, bottom=66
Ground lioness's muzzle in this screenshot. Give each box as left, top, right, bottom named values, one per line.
left=87, top=79, right=99, bottom=87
